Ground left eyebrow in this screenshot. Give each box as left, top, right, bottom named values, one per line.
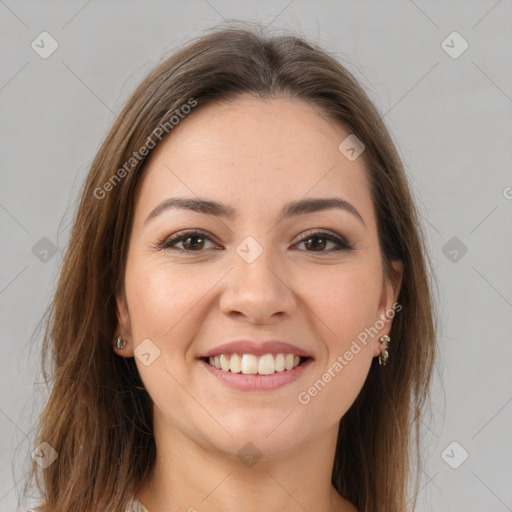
left=144, top=196, right=366, bottom=229
left=281, top=197, right=366, bottom=228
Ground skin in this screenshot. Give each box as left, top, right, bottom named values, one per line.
left=115, top=95, right=403, bottom=512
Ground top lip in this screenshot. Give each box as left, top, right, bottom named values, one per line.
left=198, top=340, right=314, bottom=359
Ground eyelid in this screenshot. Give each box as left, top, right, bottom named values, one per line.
left=157, top=228, right=353, bottom=253
left=157, top=229, right=218, bottom=250
left=297, top=228, right=351, bottom=247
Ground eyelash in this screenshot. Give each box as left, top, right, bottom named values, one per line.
left=157, top=229, right=353, bottom=254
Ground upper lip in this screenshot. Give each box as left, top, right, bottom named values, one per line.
left=198, top=340, right=314, bottom=359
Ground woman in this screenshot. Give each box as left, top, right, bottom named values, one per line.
left=24, top=22, right=437, bottom=512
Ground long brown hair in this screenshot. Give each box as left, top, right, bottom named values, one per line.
left=22, top=21, right=437, bottom=512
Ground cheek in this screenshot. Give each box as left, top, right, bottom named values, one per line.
left=294, top=260, right=382, bottom=416
left=305, top=260, right=383, bottom=345
left=124, top=259, right=212, bottom=422
left=297, top=266, right=380, bottom=422
left=125, top=257, right=205, bottom=341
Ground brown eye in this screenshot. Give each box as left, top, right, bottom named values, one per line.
left=303, top=236, right=327, bottom=251
left=180, top=234, right=205, bottom=250
left=297, top=230, right=352, bottom=253
left=159, top=230, right=217, bottom=252
left=158, top=229, right=352, bottom=254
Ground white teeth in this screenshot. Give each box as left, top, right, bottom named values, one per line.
left=220, top=354, right=230, bottom=372
left=258, top=354, right=275, bottom=375
left=241, top=354, right=258, bottom=374
left=229, top=353, right=241, bottom=373
left=207, top=352, right=303, bottom=375
left=275, top=353, right=285, bottom=372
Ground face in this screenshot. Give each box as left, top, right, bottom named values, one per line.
left=115, top=95, right=402, bottom=460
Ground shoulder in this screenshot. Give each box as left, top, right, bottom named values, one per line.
left=25, top=502, right=149, bottom=512
left=126, top=496, right=150, bottom=512
left=26, top=497, right=150, bottom=512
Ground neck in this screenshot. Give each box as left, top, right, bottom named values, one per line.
left=135, top=412, right=357, bottom=512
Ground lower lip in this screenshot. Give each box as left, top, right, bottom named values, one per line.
left=199, top=358, right=314, bottom=392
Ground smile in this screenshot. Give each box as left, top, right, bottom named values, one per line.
left=205, top=353, right=305, bottom=375
left=200, top=354, right=314, bottom=392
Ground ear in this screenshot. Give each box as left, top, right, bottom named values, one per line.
left=373, top=259, right=403, bottom=357
left=114, top=287, right=134, bottom=357
left=385, top=259, right=403, bottom=308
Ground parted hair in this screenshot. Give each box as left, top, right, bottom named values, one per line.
left=23, top=21, right=437, bottom=512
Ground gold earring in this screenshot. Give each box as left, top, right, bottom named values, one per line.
left=115, top=335, right=126, bottom=350
left=379, top=335, right=390, bottom=366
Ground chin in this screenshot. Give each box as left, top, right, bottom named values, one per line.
left=203, top=420, right=308, bottom=462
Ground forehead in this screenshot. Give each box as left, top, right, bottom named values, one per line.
left=133, top=96, right=374, bottom=226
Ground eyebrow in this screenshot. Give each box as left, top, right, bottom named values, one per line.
left=144, top=196, right=366, bottom=228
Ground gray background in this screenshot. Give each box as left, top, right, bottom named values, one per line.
left=1, top=1, right=511, bottom=511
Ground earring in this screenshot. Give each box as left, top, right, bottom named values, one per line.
left=115, top=335, right=126, bottom=350
left=379, top=335, right=390, bottom=366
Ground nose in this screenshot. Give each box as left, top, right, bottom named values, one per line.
left=219, top=247, right=298, bottom=325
